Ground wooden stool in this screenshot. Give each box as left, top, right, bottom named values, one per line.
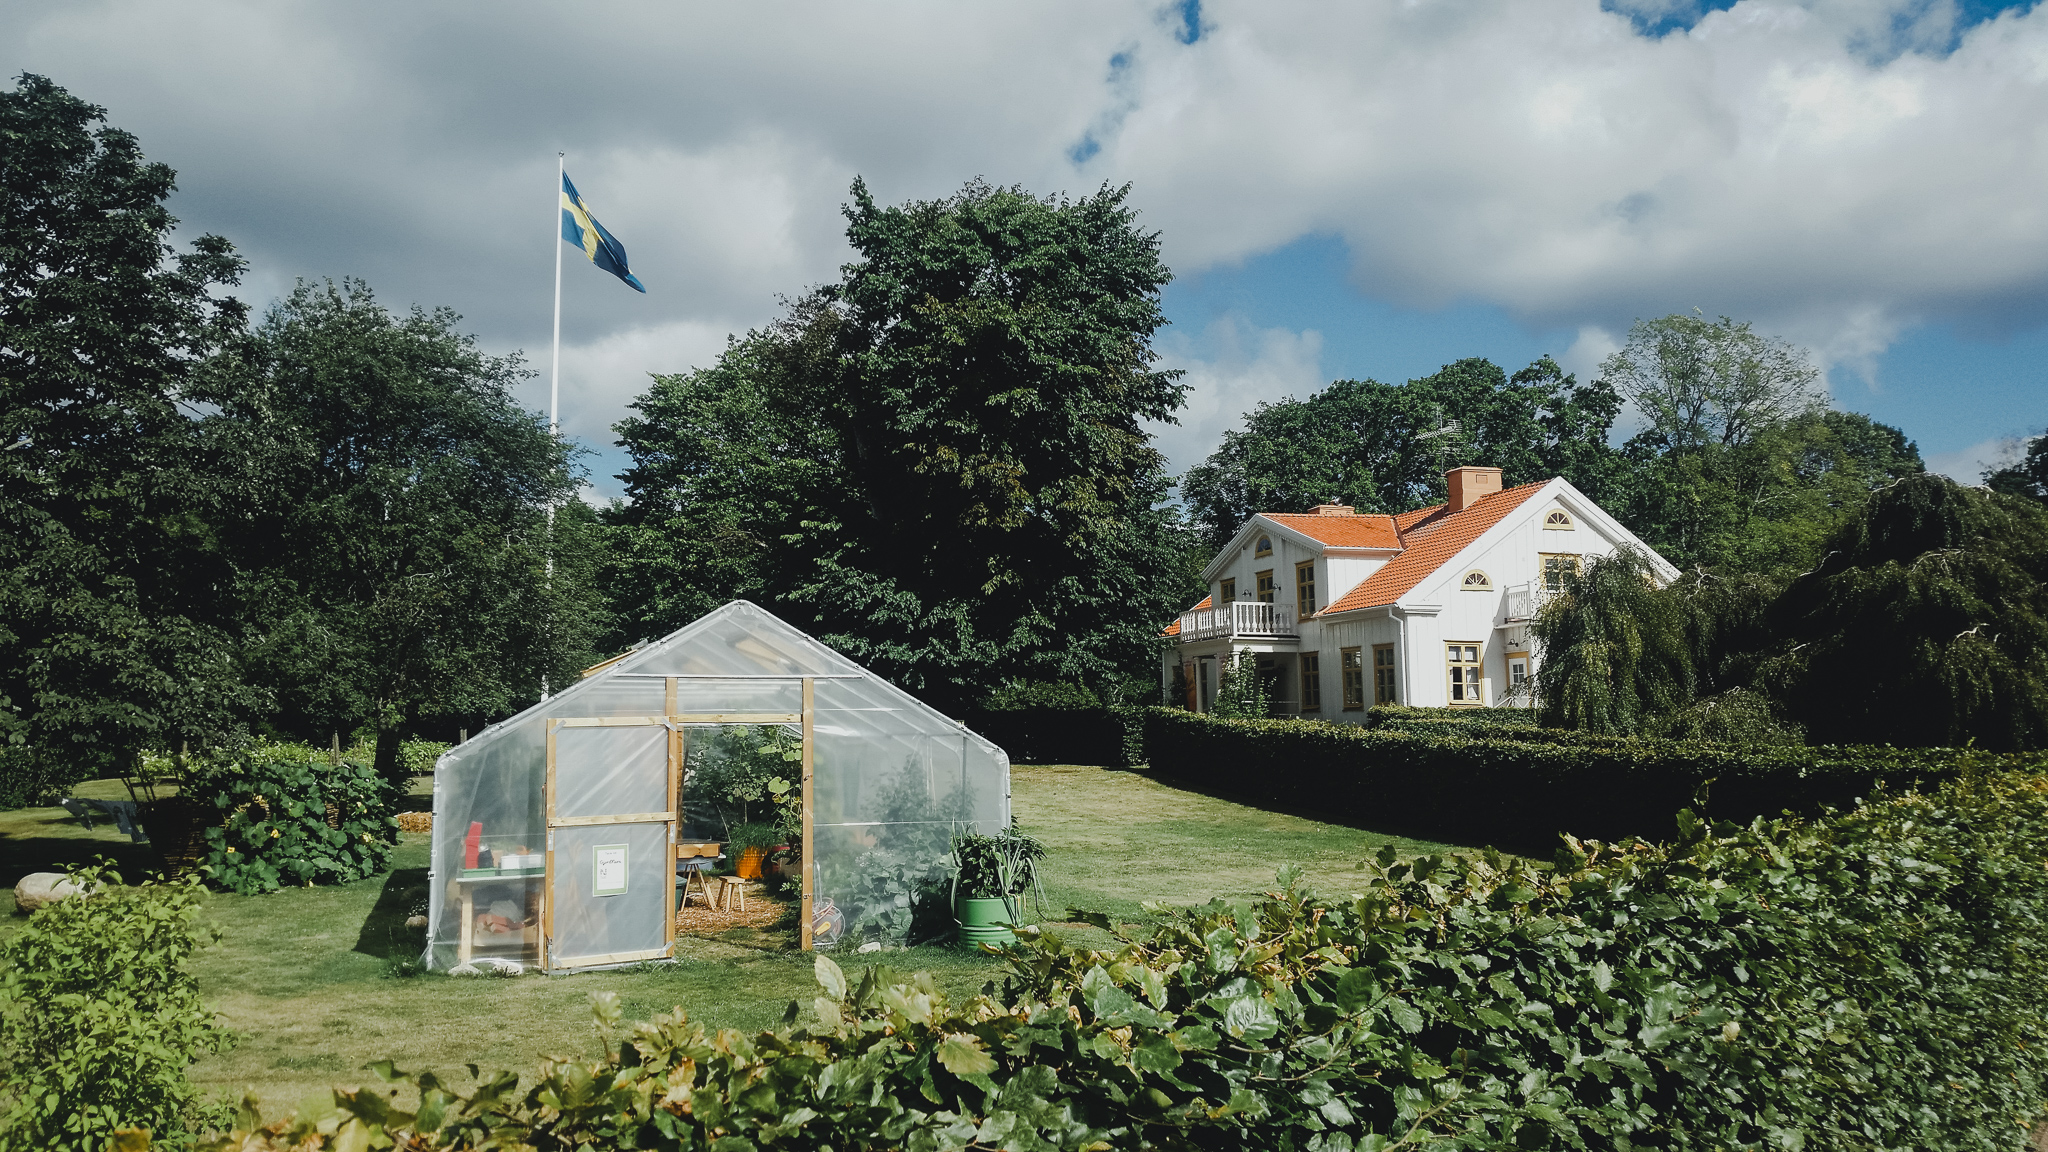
left=714, top=875, right=747, bottom=912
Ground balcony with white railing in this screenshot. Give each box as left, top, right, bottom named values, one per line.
left=1176, top=600, right=1299, bottom=643
left=1503, top=582, right=1554, bottom=623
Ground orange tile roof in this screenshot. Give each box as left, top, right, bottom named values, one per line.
left=1160, top=594, right=1211, bottom=637
left=1392, top=503, right=1448, bottom=537
left=1321, top=481, right=1549, bottom=614
left=1261, top=512, right=1402, bottom=549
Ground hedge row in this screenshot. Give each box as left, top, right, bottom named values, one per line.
left=196, top=768, right=2048, bottom=1150
left=962, top=706, right=1144, bottom=768
left=1140, top=707, right=2048, bottom=849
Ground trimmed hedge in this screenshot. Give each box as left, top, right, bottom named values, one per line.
left=1142, top=706, right=2048, bottom=849
left=197, top=768, right=2048, bottom=1150
left=963, top=706, right=1144, bottom=768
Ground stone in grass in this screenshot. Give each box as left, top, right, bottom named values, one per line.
left=449, top=957, right=524, bottom=977
left=13, top=872, right=87, bottom=913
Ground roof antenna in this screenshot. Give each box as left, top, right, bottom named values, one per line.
left=1416, top=404, right=1463, bottom=448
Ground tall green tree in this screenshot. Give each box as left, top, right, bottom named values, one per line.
left=1985, top=430, right=2047, bottom=504
left=1182, top=356, right=1624, bottom=551
left=0, top=74, right=257, bottom=800
left=1601, top=313, right=1824, bottom=453
left=1621, top=409, right=1925, bottom=575
left=609, top=179, right=1202, bottom=709
left=215, top=280, right=605, bottom=779
left=1752, top=473, right=2048, bottom=750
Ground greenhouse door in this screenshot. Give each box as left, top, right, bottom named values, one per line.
left=542, top=717, right=679, bottom=971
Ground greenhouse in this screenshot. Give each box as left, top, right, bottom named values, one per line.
left=423, top=600, right=1010, bottom=973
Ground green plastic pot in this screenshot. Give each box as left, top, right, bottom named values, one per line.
left=956, top=896, right=1017, bottom=948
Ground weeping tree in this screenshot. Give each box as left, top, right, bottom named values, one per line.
left=1531, top=548, right=1696, bottom=735
left=1753, top=474, right=2048, bottom=750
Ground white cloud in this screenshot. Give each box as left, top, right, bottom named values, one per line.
left=1925, top=433, right=2028, bottom=482
left=7, top=0, right=2048, bottom=467
left=1152, top=314, right=1326, bottom=474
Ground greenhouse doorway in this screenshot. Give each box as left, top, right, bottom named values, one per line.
left=538, top=684, right=816, bottom=972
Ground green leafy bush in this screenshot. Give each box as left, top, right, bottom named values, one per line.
left=1361, top=704, right=1539, bottom=731
left=1143, top=706, right=2046, bottom=849
left=1209, top=650, right=1270, bottom=719
left=200, top=769, right=2048, bottom=1150
left=0, top=865, right=233, bottom=1151
left=395, top=739, right=449, bottom=777
left=192, top=742, right=398, bottom=895
left=982, top=680, right=1101, bottom=710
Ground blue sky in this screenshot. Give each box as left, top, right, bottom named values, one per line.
left=1157, top=233, right=2048, bottom=481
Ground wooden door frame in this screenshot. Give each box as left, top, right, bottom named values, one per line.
left=542, top=679, right=821, bottom=969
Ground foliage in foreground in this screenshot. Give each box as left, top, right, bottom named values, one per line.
left=191, top=741, right=399, bottom=894
left=205, top=769, right=2048, bottom=1150
left=0, top=866, right=232, bottom=1152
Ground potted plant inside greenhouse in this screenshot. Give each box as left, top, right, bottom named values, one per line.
left=725, top=822, right=781, bottom=880
left=949, top=825, right=1047, bottom=948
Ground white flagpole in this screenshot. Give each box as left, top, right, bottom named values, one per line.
left=550, top=151, right=564, bottom=444
left=542, top=152, right=564, bottom=701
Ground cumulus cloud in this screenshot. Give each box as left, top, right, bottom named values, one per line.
left=6, top=0, right=2047, bottom=469
left=1152, top=315, right=1327, bottom=474
left=1925, top=432, right=2030, bottom=483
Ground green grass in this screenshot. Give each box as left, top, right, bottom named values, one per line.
left=1, top=762, right=1472, bottom=1112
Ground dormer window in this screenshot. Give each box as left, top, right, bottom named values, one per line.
left=1461, top=570, right=1492, bottom=591
left=1254, top=535, right=1273, bottom=558
left=1543, top=509, right=1575, bottom=530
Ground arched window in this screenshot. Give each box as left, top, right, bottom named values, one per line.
left=1461, top=570, right=1492, bottom=591
left=1254, top=535, right=1273, bottom=558
left=1543, top=509, right=1575, bottom=530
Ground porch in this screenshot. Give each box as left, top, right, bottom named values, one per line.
left=1175, top=601, right=1299, bottom=642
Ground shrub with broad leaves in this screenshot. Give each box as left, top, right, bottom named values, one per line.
left=193, top=741, right=398, bottom=894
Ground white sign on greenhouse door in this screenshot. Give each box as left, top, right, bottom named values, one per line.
left=593, top=844, right=629, bottom=897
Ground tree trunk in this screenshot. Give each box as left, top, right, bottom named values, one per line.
left=373, top=725, right=406, bottom=787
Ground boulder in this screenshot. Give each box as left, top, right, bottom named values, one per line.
left=13, top=872, right=85, bottom=913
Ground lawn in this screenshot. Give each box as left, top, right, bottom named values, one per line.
left=1, top=762, right=1472, bottom=1114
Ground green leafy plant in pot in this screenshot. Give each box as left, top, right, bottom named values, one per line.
left=726, top=822, right=780, bottom=880
left=948, top=824, right=1047, bottom=948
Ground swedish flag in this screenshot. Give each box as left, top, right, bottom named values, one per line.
left=560, top=173, right=646, bottom=293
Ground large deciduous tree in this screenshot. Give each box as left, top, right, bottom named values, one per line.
left=1182, top=357, right=1625, bottom=552
left=609, top=179, right=1202, bottom=709
left=217, top=280, right=605, bottom=780
left=1752, top=473, right=2048, bottom=750
left=1601, top=313, right=1824, bottom=453
left=0, top=74, right=257, bottom=800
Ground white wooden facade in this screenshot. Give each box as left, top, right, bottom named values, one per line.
left=1163, top=469, right=1678, bottom=720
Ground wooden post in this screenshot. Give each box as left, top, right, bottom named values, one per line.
left=543, top=718, right=557, bottom=970
left=458, top=727, right=467, bottom=744
left=330, top=732, right=341, bottom=766
left=665, top=676, right=679, bottom=951
left=799, top=677, right=816, bottom=951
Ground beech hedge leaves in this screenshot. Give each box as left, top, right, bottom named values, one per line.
left=203, top=768, right=2048, bottom=1150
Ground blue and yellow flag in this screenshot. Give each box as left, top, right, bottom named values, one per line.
left=560, top=173, right=646, bottom=293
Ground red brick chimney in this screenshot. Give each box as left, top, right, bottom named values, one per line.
left=1445, top=466, right=1502, bottom=513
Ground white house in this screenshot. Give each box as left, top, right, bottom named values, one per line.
left=1162, top=466, right=1679, bottom=718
